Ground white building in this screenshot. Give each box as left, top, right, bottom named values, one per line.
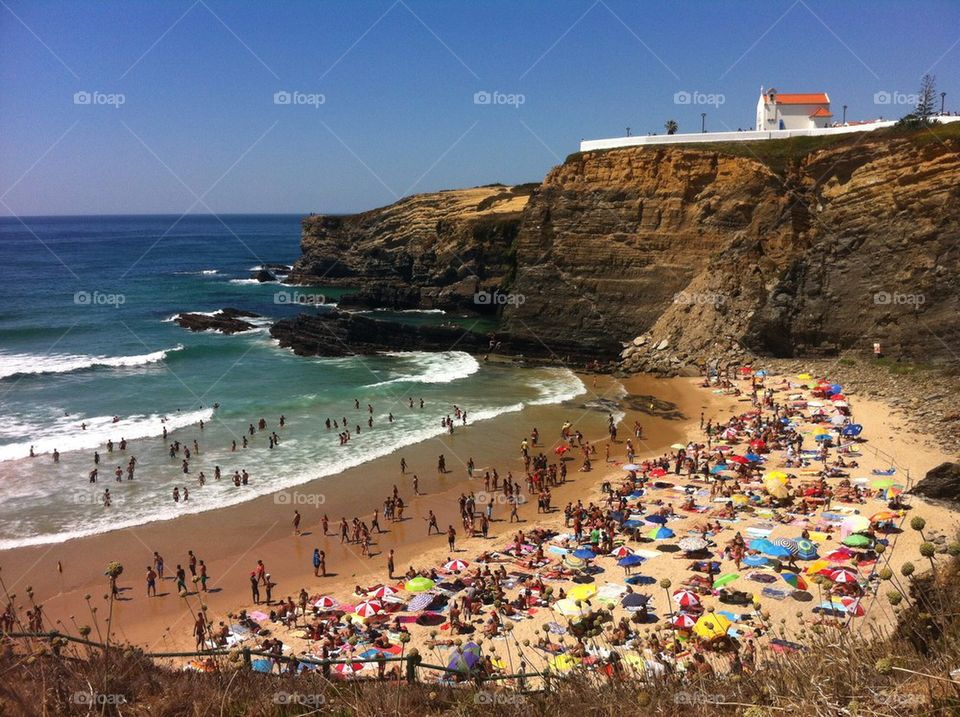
left=756, top=88, right=832, bottom=130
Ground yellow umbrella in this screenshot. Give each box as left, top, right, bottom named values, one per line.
left=765, top=471, right=789, bottom=482
left=568, top=584, right=597, bottom=602
left=550, top=654, right=581, bottom=672
left=797, top=373, right=813, bottom=380
left=693, top=612, right=732, bottom=640
left=805, top=559, right=829, bottom=575
left=764, top=479, right=790, bottom=499
left=731, top=494, right=749, bottom=505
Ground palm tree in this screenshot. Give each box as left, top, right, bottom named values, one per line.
left=664, top=119, right=679, bottom=135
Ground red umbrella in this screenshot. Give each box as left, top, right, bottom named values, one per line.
left=824, top=548, right=854, bottom=563
left=334, top=661, right=365, bottom=675
left=555, top=444, right=570, bottom=455
left=372, top=585, right=398, bottom=599
left=749, top=439, right=766, bottom=450
left=649, top=467, right=667, bottom=478
left=840, top=596, right=865, bottom=617
left=830, top=394, right=847, bottom=402
left=824, top=568, right=859, bottom=584
left=728, top=455, right=749, bottom=465
left=355, top=599, right=383, bottom=617
left=672, top=589, right=701, bottom=608
left=671, top=612, right=697, bottom=629
left=444, top=559, right=470, bottom=572
left=610, top=546, right=635, bottom=559
left=314, top=595, right=338, bottom=610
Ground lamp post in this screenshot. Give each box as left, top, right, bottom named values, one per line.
left=842, top=104, right=847, bottom=124
left=941, top=92, right=947, bottom=115
left=700, top=112, right=706, bottom=133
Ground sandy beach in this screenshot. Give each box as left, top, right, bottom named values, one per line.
left=0, top=372, right=711, bottom=652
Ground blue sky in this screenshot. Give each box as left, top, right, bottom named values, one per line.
left=1, top=0, right=957, bottom=216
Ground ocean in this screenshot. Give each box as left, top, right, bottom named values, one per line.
left=0, top=215, right=586, bottom=549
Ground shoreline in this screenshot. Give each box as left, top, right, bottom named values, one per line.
left=0, top=372, right=710, bottom=651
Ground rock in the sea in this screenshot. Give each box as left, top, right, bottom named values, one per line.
left=910, top=462, right=960, bottom=504
left=175, top=308, right=261, bottom=334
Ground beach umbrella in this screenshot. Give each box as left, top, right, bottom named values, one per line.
left=610, top=545, right=635, bottom=559
left=371, top=586, right=398, bottom=600
left=443, top=559, right=469, bottom=572
left=710, top=464, right=729, bottom=474
left=447, top=642, right=482, bottom=674
left=568, top=584, right=597, bottom=602
left=622, top=463, right=641, bottom=471
left=618, top=554, right=646, bottom=567
left=647, top=526, right=675, bottom=540
left=645, top=514, right=668, bottom=524
left=814, top=434, right=833, bottom=443
left=572, top=547, right=597, bottom=560
left=670, top=443, right=686, bottom=450
left=620, top=593, right=649, bottom=610
left=333, top=661, right=365, bottom=676
left=622, top=519, right=644, bottom=530
left=794, top=538, right=818, bottom=560
left=749, top=439, right=766, bottom=451
left=562, top=555, right=586, bottom=570
left=765, top=471, right=789, bottom=482
left=840, top=596, right=866, bottom=617
left=694, top=613, right=732, bottom=640
left=772, top=538, right=800, bottom=556
left=678, top=537, right=709, bottom=552
left=825, top=568, right=859, bottom=584
left=251, top=658, right=274, bottom=673
left=750, top=539, right=791, bottom=558
left=649, top=467, right=667, bottom=478
left=554, top=444, right=570, bottom=455
left=354, top=599, right=383, bottom=618
left=713, top=573, right=739, bottom=589
left=796, top=373, right=813, bottom=381
left=672, top=589, right=701, bottom=608
left=728, top=455, right=749, bottom=465
left=743, top=554, right=768, bottom=568
left=842, top=534, right=873, bottom=549
left=764, top=480, right=790, bottom=500
left=824, top=548, right=854, bottom=563
left=782, top=573, right=808, bottom=590
left=671, top=612, right=697, bottom=629
left=870, top=510, right=900, bottom=523
left=829, top=383, right=843, bottom=395
left=841, top=515, right=871, bottom=535
left=405, top=577, right=435, bottom=593
left=731, top=493, right=750, bottom=505
left=553, top=598, right=586, bottom=617
left=871, top=478, right=895, bottom=490
left=314, top=596, right=339, bottom=610
left=805, top=559, right=829, bottom=575
left=745, top=452, right=763, bottom=463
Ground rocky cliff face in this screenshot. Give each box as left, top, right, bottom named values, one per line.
left=290, top=127, right=960, bottom=368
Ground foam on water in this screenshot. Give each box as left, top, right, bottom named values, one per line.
left=366, top=351, right=480, bottom=387
left=0, top=407, right=214, bottom=462
left=0, top=346, right=184, bottom=380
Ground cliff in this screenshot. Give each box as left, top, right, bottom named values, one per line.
left=289, top=125, right=960, bottom=368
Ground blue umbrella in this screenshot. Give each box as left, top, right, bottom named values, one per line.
left=829, top=384, right=842, bottom=395
left=814, top=434, right=833, bottom=442
left=743, top=554, right=768, bottom=567
left=251, top=658, right=274, bottom=673
left=745, top=452, right=762, bottom=463
left=622, top=519, right=644, bottom=529
left=618, top=554, right=646, bottom=567
left=645, top=514, right=668, bottom=524
left=573, top=548, right=597, bottom=560
left=841, top=424, right=863, bottom=437
left=647, top=526, right=675, bottom=540
left=711, top=464, right=729, bottom=474
left=756, top=370, right=768, bottom=377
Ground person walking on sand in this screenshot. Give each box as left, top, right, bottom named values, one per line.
left=400, top=457, right=406, bottom=474
left=293, top=510, right=302, bottom=536
left=175, top=564, right=187, bottom=594
left=412, top=474, right=420, bottom=495
left=510, top=498, right=520, bottom=523
left=427, top=510, right=440, bottom=535
left=312, top=548, right=322, bottom=577
left=146, top=566, right=157, bottom=597
left=447, top=525, right=457, bottom=552
left=264, top=574, right=274, bottom=604
left=255, top=560, right=267, bottom=585
left=321, top=514, right=329, bottom=536
left=250, top=573, right=260, bottom=604
left=198, top=560, right=208, bottom=592
left=188, top=550, right=197, bottom=577
left=387, top=549, right=395, bottom=579
left=153, top=551, right=165, bottom=579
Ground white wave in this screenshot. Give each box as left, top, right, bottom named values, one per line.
left=174, top=269, right=218, bottom=276
left=371, top=308, right=446, bottom=315
left=527, top=368, right=588, bottom=406
left=0, top=406, right=214, bottom=463
left=366, top=351, right=480, bottom=387
left=0, top=346, right=183, bottom=381
left=229, top=278, right=268, bottom=285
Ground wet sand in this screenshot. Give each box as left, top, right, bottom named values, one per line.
left=0, top=373, right=719, bottom=652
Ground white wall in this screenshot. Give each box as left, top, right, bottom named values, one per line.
left=579, top=116, right=958, bottom=152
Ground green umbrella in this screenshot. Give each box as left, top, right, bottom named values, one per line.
left=871, top=478, right=895, bottom=489
left=405, top=576, right=436, bottom=593
left=842, top=534, right=873, bottom=548
left=713, top=573, right=739, bottom=589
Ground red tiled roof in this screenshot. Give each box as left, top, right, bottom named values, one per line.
left=809, top=107, right=833, bottom=117
left=766, top=92, right=830, bottom=105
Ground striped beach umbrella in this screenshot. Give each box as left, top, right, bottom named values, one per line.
left=371, top=585, right=398, bottom=599
left=334, top=661, right=365, bottom=675
left=610, top=545, right=635, bottom=559
left=314, top=595, right=339, bottom=610
left=443, top=559, right=470, bottom=572
left=782, top=573, right=808, bottom=590
left=647, top=526, right=675, bottom=540
left=773, top=538, right=799, bottom=556
left=354, top=599, right=383, bottom=617
left=671, top=612, right=697, bottom=629
left=840, top=596, right=865, bottom=617
left=672, top=589, right=701, bottom=608
left=825, top=568, right=859, bottom=584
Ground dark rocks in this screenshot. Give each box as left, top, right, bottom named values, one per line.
left=174, top=308, right=261, bottom=334
left=911, top=462, right=960, bottom=505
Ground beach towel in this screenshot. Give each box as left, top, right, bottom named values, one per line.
left=761, top=587, right=790, bottom=600
left=872, top=468, right=896, bottom=476
left=745, top=527, right=773, bottom=538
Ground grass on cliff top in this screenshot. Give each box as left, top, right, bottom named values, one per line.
left=566, top=121, right=960, bottom=174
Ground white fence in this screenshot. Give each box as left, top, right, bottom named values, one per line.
left=579, top=116, right=959, bottom=152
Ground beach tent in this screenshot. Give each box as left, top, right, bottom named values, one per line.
left=694, top=613, right=732, bottom=640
